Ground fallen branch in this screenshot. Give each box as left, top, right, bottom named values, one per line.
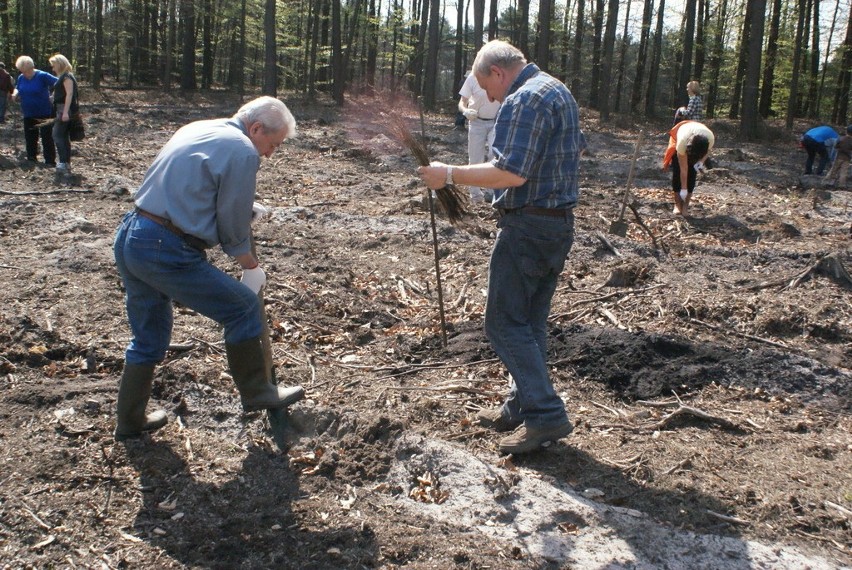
left=0, top=188, right=92, bottom=195
left=784, top=253, right=852, bottom=291
left=689, top=318, right=789, bottom=350
left=649, top=405, right=741, bottom=431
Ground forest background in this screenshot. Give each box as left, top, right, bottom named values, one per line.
left=2, top=0, right=851, bottom=140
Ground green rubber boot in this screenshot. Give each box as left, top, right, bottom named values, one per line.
left=226, top=337, right=305, bottom=411
left=114, top=364, right=168, bottom=441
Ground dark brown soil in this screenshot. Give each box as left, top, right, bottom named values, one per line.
left=0, top=90, right=850, bottom=568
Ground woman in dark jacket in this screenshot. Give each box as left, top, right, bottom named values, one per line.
left=50, top=54, right=78, bottom=174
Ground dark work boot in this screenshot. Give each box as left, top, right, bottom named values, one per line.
left=114, top=364, right=168, bottom=441
left=226, top=337, right=305, bottom=411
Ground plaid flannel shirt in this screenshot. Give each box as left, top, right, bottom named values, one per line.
left=490, top=64, right=582, bottom=210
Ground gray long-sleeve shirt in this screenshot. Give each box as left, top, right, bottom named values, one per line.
left=134, top=117, right=260, bottom=257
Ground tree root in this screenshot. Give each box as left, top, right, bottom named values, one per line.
left=783, top=252, right=852, bottom=291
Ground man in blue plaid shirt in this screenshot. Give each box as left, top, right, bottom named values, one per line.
left=419, top=40, right=581, bottom=454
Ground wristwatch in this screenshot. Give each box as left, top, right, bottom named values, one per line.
left=445, top=166, right=454, bottom=186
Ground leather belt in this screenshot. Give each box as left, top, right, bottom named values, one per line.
left=134, top=207, right=209, bottom=251
left=502, top=206, right=571, bottom=218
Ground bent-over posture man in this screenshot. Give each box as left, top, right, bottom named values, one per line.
left=419, top=40, right=582, bottom=454
left=113, top=96, right=304, bottom=440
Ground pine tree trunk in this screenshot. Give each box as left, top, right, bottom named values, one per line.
left=759, top=0, right=782, bottom=117
left=740, top=0, right=766, bottom=138
left=630, top=0, right=653, bottom=113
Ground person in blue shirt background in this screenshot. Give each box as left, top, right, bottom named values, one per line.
left=12, top=56, right=58, bottom=167
left=800, top=125, right=838, bottom=176
left=418, top=40, right=580, bottom=455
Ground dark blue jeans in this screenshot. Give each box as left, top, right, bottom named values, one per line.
left=53, top=112, right=72, bottom=164
left=484, top=208, right=575, bottom=429
left=802, top=135, right=829, bottom=175
left=114, top=212, right=262, bottom=366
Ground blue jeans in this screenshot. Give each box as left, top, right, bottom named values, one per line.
left=484, top=209, right=575, bottom=429
left=803, top=135, right=829, bottom=175
left=113, top=212, right=262, bottom=366
left=53, top=113, right=71, bottom=164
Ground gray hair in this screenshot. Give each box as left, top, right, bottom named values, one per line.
left=472, top=40, right=527, bottom=77
left=235, top=96, right=297, bottom=138
left=15, top=55, right=34, bottom=72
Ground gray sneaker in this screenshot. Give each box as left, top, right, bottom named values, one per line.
left=56, top=162, right=69, bottom=174
left=498, top=421, right=573, bottom=454
left=476, top=408, right=522, bottom=432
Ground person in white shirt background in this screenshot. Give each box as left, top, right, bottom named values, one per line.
left=458, top=71, right=502, bottom=203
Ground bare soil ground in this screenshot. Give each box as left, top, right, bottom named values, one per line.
left=0, top=90, right=850, bottom=569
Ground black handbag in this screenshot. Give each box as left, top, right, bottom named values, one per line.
left=69, top=114, right=85, bottom=141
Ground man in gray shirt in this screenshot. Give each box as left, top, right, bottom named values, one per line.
left=112, top=96, right=304, bottom=441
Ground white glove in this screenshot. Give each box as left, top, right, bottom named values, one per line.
left=693, top=162, right=704, bottom=173
left=462, top=108, right=478, bottom=120
left=241, top=266, right=266, bottom=294
left=251, top=202, right=268, bottom=225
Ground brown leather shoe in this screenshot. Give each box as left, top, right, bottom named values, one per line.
left=475, top=408, right=522, bottom=432
left=498, top=421, right=573, bottom=454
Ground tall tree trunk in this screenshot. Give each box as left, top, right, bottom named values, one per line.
left=422, top=0, right=440, bottom=108
left=786, top=0, right=807, bottom=128
left=488, top=0, right=498, bottom=39
left=613, top=0, right=631, bottom=112
left=517, top=0, right=530, bottom=57
left=0, top=0, right=9, bottom=67
left=806, top=0, right=820, bottom=118
left=678, top=0, right=697, bottom=107
left=455, top=0, right=464, bottom=89
left=630, top=0, right=653, bottom=113
left=759, top=0, right=783, bottom=117
left=729, top=1, right=752, bottom=119
left=263, top=0, right=277, bottom=95
left=589, top=0, right=604, bottom=106
left=202, top=0, right=214, bottom=89
left=832, top=4, right=852, bottom=123
left=473, top=0, right=485, bottom=49
left=308, top=0, right=323, bottom=97
left=332, top=0, right=344, bottom=103
left=570, top=0, right=584, bottom=96
left=693, top=0, right=707, bottom=79
left=164, top=0, right=176, bottom=91
left=740, top=0, right=766, bottom=138
left=367, top=0, right=379, bottom=89
left=816, top=0, right=840, bottom=117
left=536, top=0, right=553, bottom=71
left=93, top=0, right=104, bottom=88
left=180, top=0, right=196, bottom=90
left=65, top=0, right=73, bottom=56
left=598, top=0, right=618, bottom=121
left=706, top=0, right=727, bottom=118
left=644, top=0, right=665, bottom=117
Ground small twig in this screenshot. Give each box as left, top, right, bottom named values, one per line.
left=22, top=507, right=52, bottom=530
left=592, top=401, right=625, bottom=418
left=636, top=399, right=679, bottom=408
left=662, top=457, right=693, bottom=476
left=445, top=428, right=489, bottom=441
left=706, top=509, right=749, bottom=526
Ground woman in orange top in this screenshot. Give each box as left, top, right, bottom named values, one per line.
left=663, top=121, right=714, bottom=216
